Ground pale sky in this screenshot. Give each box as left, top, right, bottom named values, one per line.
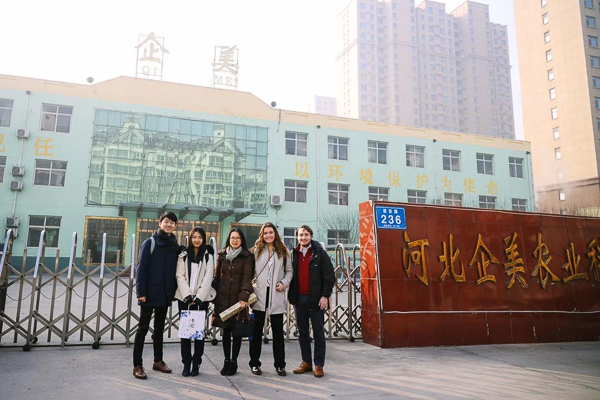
left=1, top=0, right=523, bottom=139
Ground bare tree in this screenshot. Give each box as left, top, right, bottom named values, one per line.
left=320, top=210, right=360, bottom=245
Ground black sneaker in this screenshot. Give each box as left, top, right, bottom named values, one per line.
left=226, top=361, right=238, bottom=376
left=251, top=366, right=262, bottom=375
left=276, top=367, right=287, bottom=377
left=220, top=360, right=230, bottom=376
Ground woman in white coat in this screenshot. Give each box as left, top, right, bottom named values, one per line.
left=249, top=222, right=293, bottom=376
left=174, top=227, right=215, bottom=377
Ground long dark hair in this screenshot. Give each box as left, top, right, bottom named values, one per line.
left=225, top=228, right=248, bottom=251
left=253, top=222, right=288, bottom=259
left=187, top=226, right=207, bottom=263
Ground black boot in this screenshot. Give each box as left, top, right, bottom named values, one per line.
left=182, top=362, right=191, bottom=377
left=220, top=360, right=230, bottom=376
left=226, top=361, right=238, bottom=376
left=190, top=361, right=200, bottom=377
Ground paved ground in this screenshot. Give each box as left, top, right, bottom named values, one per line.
left=1, top=340, right=599, bottom=399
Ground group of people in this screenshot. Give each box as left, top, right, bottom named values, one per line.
left=132, top=212, right=335, bottom=380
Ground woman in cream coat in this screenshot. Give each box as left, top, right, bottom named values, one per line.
left=174, top=227, right=215, bottom=377
left=249, top=222, right=293, bottom=376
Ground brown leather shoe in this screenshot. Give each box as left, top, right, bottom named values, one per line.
left=152, top=361, right=172, bottom=373
left=293, top=362, right=313, bottom=374
left=314, top=366, right=324, bottom=378
left=133, top=366, right=147, bottom=379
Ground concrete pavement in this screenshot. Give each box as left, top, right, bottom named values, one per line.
left=1, top=340, right=599, bottom=399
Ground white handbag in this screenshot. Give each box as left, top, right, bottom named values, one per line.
left=178, top=309, right=206, bottom=340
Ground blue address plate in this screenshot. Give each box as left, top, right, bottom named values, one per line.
left=375, top=206, right=407, bottom=230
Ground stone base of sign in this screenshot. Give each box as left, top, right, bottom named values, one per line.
left=359, top=201, right=600, bottom=348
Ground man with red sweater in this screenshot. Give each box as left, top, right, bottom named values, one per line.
left=287, top=225, right=335, bottom=378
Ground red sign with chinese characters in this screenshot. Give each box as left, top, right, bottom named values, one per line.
left=359, top=201, right=600, bottom=348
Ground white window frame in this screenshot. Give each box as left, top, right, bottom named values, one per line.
left=34, top=159, right=67, bottom=187
left=444, top=192, right=463, bottom=207
left=559, top=190, right=566, bottom=201
left=442, top=149, right=461, bottom=171
left=328, top=136, right=349, bottom=160
left=27, top=216, right=62, bottom=248
left=479, top=195, right=496, bottom=209
left=407, top=189, right=427, bottom=204
left=512, top=198, right=527, bottom=212
left=541, top=0, right=547, bottom=6
left=284, top=179, right=307, bottom=203
left=368, top=140, right=388, bottom=164
left=406, top=145, right=426, bottom=168
left=509, top=157, right=524, bottom=178
left=544, top=31, right=550, bottom=43
left=285, top=131, right=308, bottom=156
left=549, top=88, right=556, bottom=100
left=542, top=13, right=549, bottom=25
left=555, top=147, right=562, bottom=159
left=476, top=153, right=494, bottom=175
left=328, top=183, right=349, bottom=206
left=553, top=127, right=560, bottom=139
left=368, top=186, right=389, bottom=201
left=551, top=107, right=558, bottom=119
left=283, top=227, right=297, bottom=249
left=546, top=50, right=552, bottom=62
left=40, top=104, right=73, bottom=133
left=0, top=99, right=13, bottom=127
left=548, top=69, right=554, bottom=80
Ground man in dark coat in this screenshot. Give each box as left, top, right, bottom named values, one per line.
left=287, top=225, right=335, bottom=378
left=133, top=211, right=180, bottom=379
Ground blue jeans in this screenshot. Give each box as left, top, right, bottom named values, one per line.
left=295, top=294, right=326, bottom=367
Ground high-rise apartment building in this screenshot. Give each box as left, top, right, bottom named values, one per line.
left=309, top=95, right=338, bottom=116
left=337, top=0, right=515, bottom=138
left=515, top=0, right=600, bottom=213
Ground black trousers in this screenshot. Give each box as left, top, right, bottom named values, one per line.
left=295, top=294, right=326, bottom=367
left=222, top=327, right=242, bottom=362
left=249, top=311, right=286, bottom=368
left=133, top=305, right=168, bottom=367
left=178, top=300, right=208, bottom=366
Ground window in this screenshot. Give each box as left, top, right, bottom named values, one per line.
left=555, top=147, right=562, bottom=159
left=407, top=189, right=427, bottom=204
left=27, top=216, right=61, bottom=248
left=551, top=107, right=558, bottom=119
left=0, top=99, right=13, bottom=127
left=553, top=127, right=560, bottom=139
left=442, top=149, right=460, bottom=171
left=327, top=230, right=350, bottom=246
left=546, top=50, right=552, bottom=61
left=541, top=0, right=547, bottom=6
left=0, top=156, right=6, bottom=183
left=544, top=31, right=550, bottom=43
left=542, top=13, right=549, bottom=25
left=34, top=159, right=67, bottom=187
left=328, top=183, right=349, bottom=205
left=328, top=136, right=349, bottom=160
left=444, top=192, right=463, bottom=207
left=512, top=199, right=527, bottom=212
left=548, top=69, right=554, bottom=80
left=284, top=179, right=307, bottom=203
left=592, top=56, right=600, bottom=68
left=596, top=118, right=600, bottom=130
left=84, top=217, right=126, bottom=264
left=283, top=227, right=297, bottom=249
left=479, top=196, right=496, bottom=209
left=368, top=141, right=387, bottom=164
left=368, top=186, right=389, bottom=201
left=585, top=0, right=593, bottom=8
left=559, top=190, right=566, bottom=201
left=41, top=104, right=73, bottom=133
left=586, top=16, right=596, bottom=28
left=406, top=145, right=425, bottom=168
left=595, top=76, right=600, bottom=88
left=476, top=153, right=494, bottom=175
left=509, top=157, right=524, bottom=178
left=589, top=36, right=599, bottom=47
left=285, top=131, right=307, bottom=156
left=549, top=88, right=556, bottom=100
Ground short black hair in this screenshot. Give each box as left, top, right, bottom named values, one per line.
left=226, top=228, right=248, bottom=251
left=159, top=211, right=178, bottom=223
left=296, top=224, right=313, bottom=238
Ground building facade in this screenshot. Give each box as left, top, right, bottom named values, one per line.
left=515, top=0, right=600, bottom=214
left=0, top=74, right=533, bottom=265
left=337, top=0, right=514, bottom=138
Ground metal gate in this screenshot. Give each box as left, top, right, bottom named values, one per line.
left=0, top=229, right=361, bottom=350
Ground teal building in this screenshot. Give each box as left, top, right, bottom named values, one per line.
left=0, top=74, right=534, bottom=265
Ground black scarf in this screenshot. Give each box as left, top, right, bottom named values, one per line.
left=156, top=229, right=178, bottom=248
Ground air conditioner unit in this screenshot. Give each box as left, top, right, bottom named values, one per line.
left=270, top=195, right=283, bottom=207
left=16, top=129, right=30, bottom=138
left=10, top=181, right=23, bottom=191
left=5, top=216, right=19, bottom=227
left=12, top=166, right=25, bottom=176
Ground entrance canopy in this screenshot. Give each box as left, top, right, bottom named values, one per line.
left=118, top=202, right=252, bottom=222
